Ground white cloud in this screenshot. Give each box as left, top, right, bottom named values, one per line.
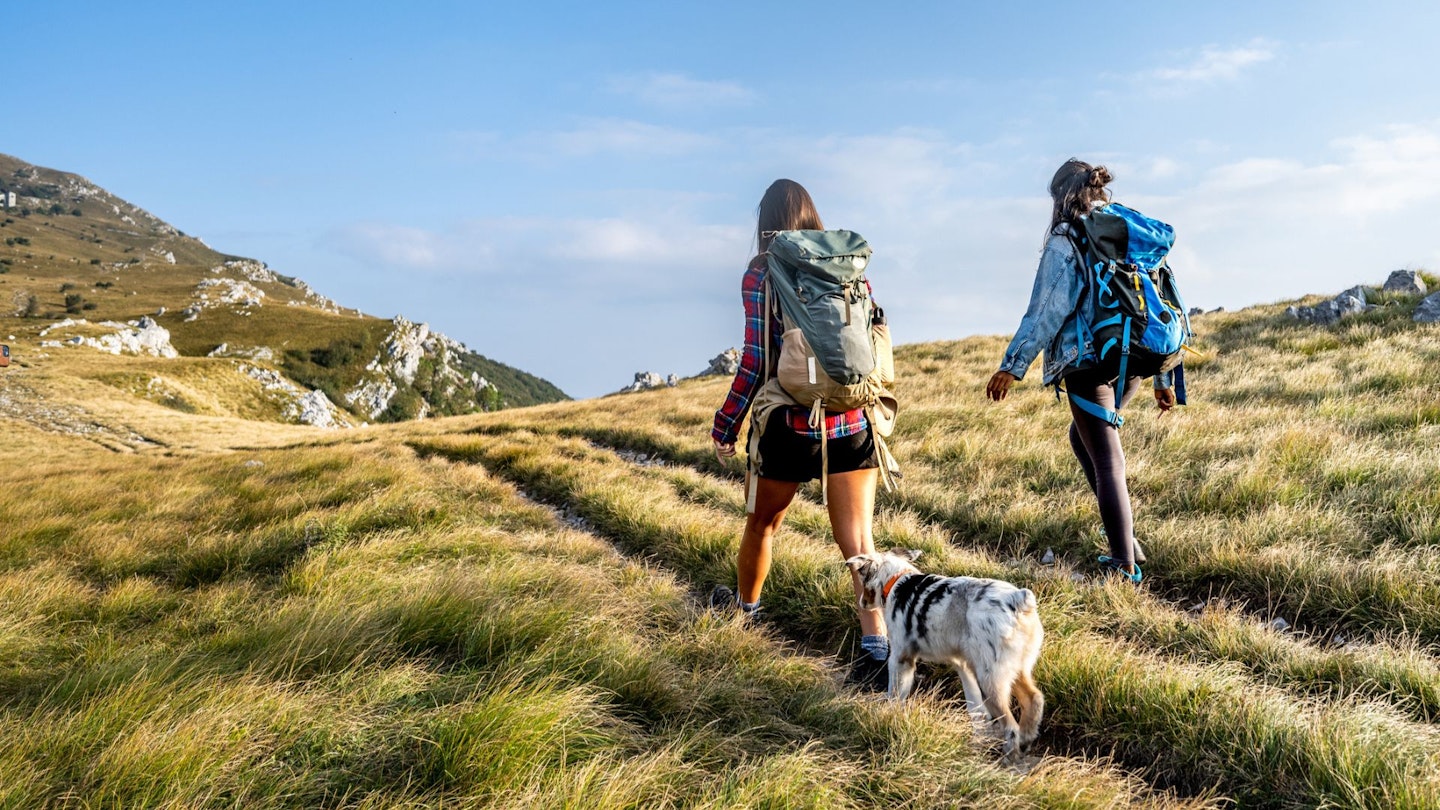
left=548, top=218, right=746, bottom=264
left=441, top=119, right=715, bottom=162
left=544, top=118, right=717, bottom=158
left=1128, top=39, right=1278, bottom=94
left=1127, top=122, right=1440, bottom=307
left=1142, top=39, right=1277, bottom=88
left=328, top=213, right=748, bottom=291
left=606, top=72, right=755, bottom=108
left=333, top=121, right=1440, bottom=397
left=327, top=223, right=455, bottom=269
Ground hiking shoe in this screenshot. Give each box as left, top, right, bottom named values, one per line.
left=1097, top=556, right=1143, bottom=584
left=708, top=585, right=760, bottom=619
left=847, top=654, right=890, bottom=694
left=708, top=585, right=737, bottom=610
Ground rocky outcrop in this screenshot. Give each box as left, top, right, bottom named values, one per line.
left=38, top=317, right=179, bottom=357
left=1415, top=293, right=1440, bottom=323
left=1287, top=273, right=1433, bottom=325
left=700, top=348, right=740, bottom=377
left=618, top=372, right=679, bottom=393
left=618, top=347, right=741, bottom=394
left=1384, top=269, right=1428, bottom=296
left=344, top=378, right=400, bottom=420
left=238, top=363, right=353, bottom=429
left=1287, top=286, right=1371, bottom=325
left=342, top=316, right=498, bottom=420
left=207, top=343, right=275, bottom=361
left=195, top=277, right=265, bottom=309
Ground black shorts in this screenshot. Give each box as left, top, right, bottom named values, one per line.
left=751, top=409, right=878, bottom=483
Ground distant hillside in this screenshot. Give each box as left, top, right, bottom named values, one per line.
left=0, top=152, right=566, bottom=428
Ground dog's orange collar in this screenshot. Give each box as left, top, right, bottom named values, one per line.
left=882, top=570, right=917, bottom=600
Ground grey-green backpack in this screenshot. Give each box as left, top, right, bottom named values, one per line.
left=751, top=230, right=899, bottom=504
left=765, top=229, right=894, bottom=413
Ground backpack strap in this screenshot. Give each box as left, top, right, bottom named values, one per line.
left=749, top=270, right=776, bottom=513
left=1067, top=318, right=1130, bottom=428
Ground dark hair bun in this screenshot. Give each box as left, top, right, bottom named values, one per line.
left=1087, top=165, right=1113, bottom=188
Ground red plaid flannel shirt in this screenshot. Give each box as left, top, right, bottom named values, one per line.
left=711, top=259, right=869, bottom=445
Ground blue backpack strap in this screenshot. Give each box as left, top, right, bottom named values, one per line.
left=1173, top=362, right=1187, bottom=406
left=1068, top=317, right=1131, bottom=428
left=1114, top=318, right=1131, bottom=408
left=1069, top=391, right=1125, bottom=427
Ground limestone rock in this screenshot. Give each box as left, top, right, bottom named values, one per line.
left=701, top=348, right=741, bottom=377
left=619, top=372, right=668, bottom=393
left=342, top=316, right=495, bottom=419
left=239, top=363, right=353, bottom=429
left=55, top=317, right=179, bottom=357
left=195, top=277, right=265, bottom=308
left=1383, top=269, right=1427, bottom=296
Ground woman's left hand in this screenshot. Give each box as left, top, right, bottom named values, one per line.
left=1155, top=387, right=1176, bottom=414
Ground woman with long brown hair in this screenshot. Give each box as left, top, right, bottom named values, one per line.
left=711, top=178, right=889, bottom=686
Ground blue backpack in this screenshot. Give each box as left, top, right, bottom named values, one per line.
left=1067, top=203, right=1192, bottom=427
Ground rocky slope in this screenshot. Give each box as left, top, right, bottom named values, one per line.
left=0, top=153, right=566, bottom=429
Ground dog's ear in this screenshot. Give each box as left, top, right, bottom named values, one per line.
left=893, top=548, right=923, bottom=562
left=844, top=555, right=871, bottom=574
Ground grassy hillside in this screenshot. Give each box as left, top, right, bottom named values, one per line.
left=1, top=283, right=1439, bottom=807
left=0, top=153, right=567, bottom=420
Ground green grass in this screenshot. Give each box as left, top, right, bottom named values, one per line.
left=0, top=444, right=1189, bottom=808
left=4, top=170, right=1439, bottom=807
left=412, top=430, right=1440, bottom=808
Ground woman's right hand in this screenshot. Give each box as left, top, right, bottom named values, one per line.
left=713, top=439, right=737, bottom=463
left=986, top=371, right=1018, bottom=402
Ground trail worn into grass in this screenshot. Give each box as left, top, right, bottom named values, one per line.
left=414, top=429, right=1440, bottom=810
left=478, top=416, right=1440, bottom=727
left=0, top=442, right=1192, bottom=809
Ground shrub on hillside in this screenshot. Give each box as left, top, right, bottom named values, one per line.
left=11, top=290, right=38, bottom=318
left=383, top=389, right=425, bottom=421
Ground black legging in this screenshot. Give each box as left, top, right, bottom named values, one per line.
left=1065, top=369, right=1142, bottom=567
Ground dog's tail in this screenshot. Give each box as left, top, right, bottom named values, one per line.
left=1008, top=588, right=1037, bottom=614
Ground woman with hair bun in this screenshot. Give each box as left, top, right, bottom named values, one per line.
left=985, top=159, right=1175, bottom=583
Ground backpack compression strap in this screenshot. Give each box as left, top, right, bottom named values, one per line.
left=1067, top=318, right=1130, bottom=428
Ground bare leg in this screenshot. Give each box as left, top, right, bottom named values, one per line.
left=827, top=467, right=884, bottom=636
left=738, top=475, right=799, bottom=605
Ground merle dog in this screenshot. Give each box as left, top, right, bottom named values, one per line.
left=845, top=550, right=1044, bottom=756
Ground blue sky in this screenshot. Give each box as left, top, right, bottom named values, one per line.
left=10, top=2, right=1440, bottom=397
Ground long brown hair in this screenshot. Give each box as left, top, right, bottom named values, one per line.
left=1048, top=159, right=1113, bottom=235
left=755, top=179, right=823, bottom=257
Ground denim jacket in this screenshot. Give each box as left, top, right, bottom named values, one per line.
left=998, top=227, right=1173, bottom=390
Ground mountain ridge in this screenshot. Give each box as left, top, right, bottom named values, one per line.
left=0, top=152, right=566, bottom=435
